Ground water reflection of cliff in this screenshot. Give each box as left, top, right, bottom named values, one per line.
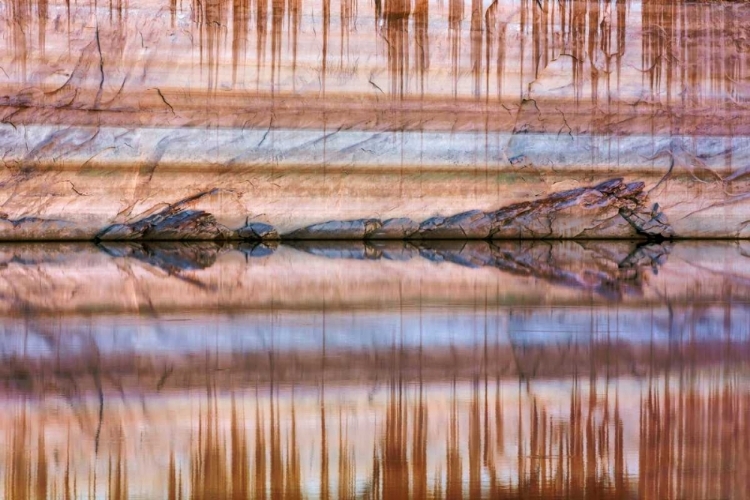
left=4, top=366, right=750, bottom=499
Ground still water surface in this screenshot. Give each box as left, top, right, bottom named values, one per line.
left=0, top=240, right=748, bottom=499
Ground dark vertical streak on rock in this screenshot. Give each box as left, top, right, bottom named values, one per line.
left=232, top=0, right=250, bottom=85
left=487, top=2, right=506, bottom=103
left=8, top=0, right=30, bottom=82
left=617, top=0, right=626, bottom=134
left=470, top=0, right=482, bottom=99
left=202, top=0, right=228, bottom=92
left=532, top=0, right=540, bottom=79
left=322, top=0, right=330, bottom=95
left=572, top=0, right=585, bottom=104
left=413, top=0, right=428, bottom=97
left=340, top=0, right=355, bottom=65
left=288, top=0, right=301, bottom=90
left=383, top=0, right=410, bottom=99
left=256, top=0, right=268, bottom=91
left=448, top=0, right=463, bottom=98
left=271, top=0, right=285, bottom=94
left=36, top=0, right=47, bottom=58
left=588, top=0, right=600, bottom=108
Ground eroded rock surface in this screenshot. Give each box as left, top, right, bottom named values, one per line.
left=282, top=178, right=672, bottom=241
left=237, top=222, right=279, bottom=241
left=368, top=218, right=420, bottom=239
left=88, top=179, right=671, bottom=241
left=417, top=211, right=494, bottom=239
left=98, top=208, right=235, bottom=241
left=620, top=204, right=675, bottom=240
left=488, top=178, right=648, bottom=238
left=283, top=219, right=383, bottom=240
left=0, top=214, right=84, bottom=240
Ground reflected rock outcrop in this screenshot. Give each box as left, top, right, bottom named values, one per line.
left=98, top=241, right=227, bottom=272
left=98, top=240, right=279, bottom=273
left=287, top=238, right=672, bottom=299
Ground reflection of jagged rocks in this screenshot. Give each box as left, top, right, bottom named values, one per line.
left=98, top=241, right=226, bottom=273
left=618, top=242, right=672, bottom=278
left=282, top=178, right=673, bottom=240
left=237, top=241, right=278, bottom=257
left=289, top=240, right=422, bottom=261
left=415, top=240, right=667, bottom=299
left=98, top=240, right=278, bottom=273
left=288, top=238, right=671, bottom=299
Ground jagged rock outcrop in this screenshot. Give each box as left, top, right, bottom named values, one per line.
left=619, top=203, right=675, bottom=240
left=90, top=179, right=673, bottom=242
left=283, top=178, right=672, bottom=241
left=236, top=222, right=279, bottom=241
left=283, top=218, right=383, bottom=239
left=97, top=208, right=235, bottom=241
left=0, top=214, right=85, bottom=240
left=489, top=178, right=647, bottom=238
left=417, top=210, right=493, bottom=239
left=368, top=218, right=420, bottom=239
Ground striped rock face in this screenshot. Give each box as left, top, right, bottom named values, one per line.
left=1, top=0, right=749, bottom=239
